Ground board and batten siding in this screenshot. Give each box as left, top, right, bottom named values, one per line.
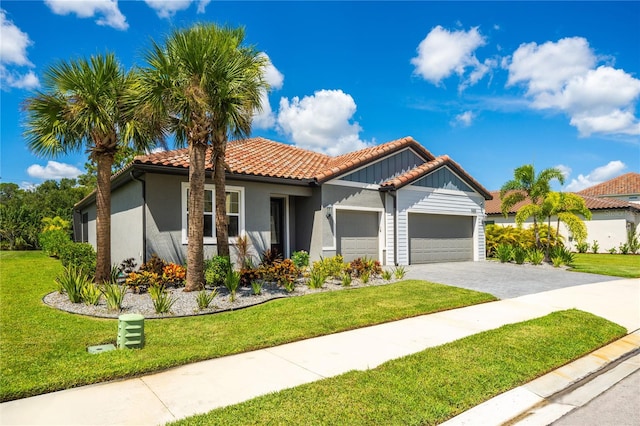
left=396, top=187, right=486, bottom=265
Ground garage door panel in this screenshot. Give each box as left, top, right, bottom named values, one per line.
left=408, top=213, right=473, bottom=264
left=336, top=210, right=379, bottom=262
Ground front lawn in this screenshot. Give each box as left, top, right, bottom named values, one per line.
left=172, top=310, right=625, bottom=426
left=571, top=253, right=640, bottom=278
left=0, top=251, right=496, bottom=401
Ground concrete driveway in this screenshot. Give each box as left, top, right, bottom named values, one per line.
left=404, top=261, right=622, bottom=299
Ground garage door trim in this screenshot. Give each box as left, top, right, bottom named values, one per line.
left=325, top=205, right=384, bottom=262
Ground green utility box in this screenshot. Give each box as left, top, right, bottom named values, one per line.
left=117, top=314, right=145, bottom=349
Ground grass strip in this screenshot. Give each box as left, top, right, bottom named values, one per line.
left=171, top=309, right=625, bottom=426
left=0, top=251, right=496, bottom=401
left=570, top=253, right=640, bottom=278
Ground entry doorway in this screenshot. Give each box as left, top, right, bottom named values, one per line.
left=270, top=198, right=285, bottom=257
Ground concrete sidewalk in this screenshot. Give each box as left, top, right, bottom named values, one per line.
left=1, top=279, right=638, bottom=426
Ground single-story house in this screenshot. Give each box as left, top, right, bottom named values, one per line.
left=485, top=173, right=640, bottom=252
left=74, top=136, right=492, bottom=266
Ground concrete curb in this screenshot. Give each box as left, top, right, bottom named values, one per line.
left=441, top=330, right=640, bottom=426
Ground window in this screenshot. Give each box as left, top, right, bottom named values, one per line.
left=81, top=213, right=89, bottom=243
left=182, top=183, right=244, bottom=244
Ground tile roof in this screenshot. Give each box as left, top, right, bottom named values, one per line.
left=577, top=172, right=640, bottom=197
left=485, top=190, right=639, bottom=215
left=133, top=136, right=438, bottom=183
left=380, top=155, right=492, bottom=200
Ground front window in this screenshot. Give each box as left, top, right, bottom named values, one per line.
left=182, top=183, right=244, bottom=244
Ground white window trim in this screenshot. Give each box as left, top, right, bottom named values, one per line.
left=181, top=183, right=245, bottom=245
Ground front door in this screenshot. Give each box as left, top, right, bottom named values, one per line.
left=270, top=198, right=285, bottom=257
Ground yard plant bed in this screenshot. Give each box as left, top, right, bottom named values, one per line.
left=171, top=310, right=626, bottom=426
left=0, top=251, right=496, bottom=401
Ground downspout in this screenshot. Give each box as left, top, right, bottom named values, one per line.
left=130, top=171, right=147, bottom=264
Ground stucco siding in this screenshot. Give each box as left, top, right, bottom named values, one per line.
left=110, top=180, right=144, bottom=264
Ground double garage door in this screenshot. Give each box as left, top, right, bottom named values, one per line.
left=409, top=213, right=473, bottom=263
left=336, top=210, right=379, bottom=262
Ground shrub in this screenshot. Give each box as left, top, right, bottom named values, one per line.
left=101, top=282, right=126, bottom=311
left=262, top=259, right=299, bottom=287
left=512, top=246, right=527, bottom=264
left=162, top=263, right=186, bottom=286
left=307, top=267, right=326, bottom=289
left=393, top=266, right=407, bottom=280
left=260, top=249, right=282, bottom=266
left=550, top=246, right=575, bottom=266
left=149, top=285, right=175, bottom=314
left=291, top=250, right=310, bottom=269
left=361, top=271, right=370, bottom=284
left=118, top=258, right=137, bottom=275
left=251, top=281, right=263, bottom=296
left=38, top=229, right=71, bottom=258
left=347, top=257, right=383, bottom=278
left=205, top=256, right=232, bottom=287
left=125, top=271, right=160, bottom=294
left=59, top=243, right=96, bottom=276
left=628, top=228, right=640, bottom=254
left=618, top=243, right=629, bottom=255
left=312, top=255, right=346, bottom=279
left=234, top=235, right=253, bottom=269
left=527, top=249, right=544, bottom=265
left=55, top=265, right=92, bottom=303
left=240, top=267, right=261, bottom=287
left=140, top=254, right=166, bottom=275
left=282, top=279, right=295, bottom=293
left=608, top=247, right=618, bottom=254
left=591, top=240, right=599, bottom=254
left=225, top=269, right=241, bottom=302
left=341, top=272, right=352, bottom=287
left=196, top=289, right=217, bottom=310
left=495, top=244, right=513, bottom=263
left=551, top=255, right=564, bottom=268
left=576, top=241, right=589, bottom=254
left=81, top=283, right=101, bottom=306
left=381, top=270, right=392, bottom=281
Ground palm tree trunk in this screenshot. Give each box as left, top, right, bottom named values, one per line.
left=214, top=135, right=230, bottom=258
left=95, top=153, right=114, bottom=283
left=185, top=142, right=206, bottom=291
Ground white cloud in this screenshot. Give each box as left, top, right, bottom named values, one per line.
left=453, top=111, right=475, bottom=127
left=277, top=89, right=371, bottom=156
left=144, top=0, right=209, bottom=18
left=19, top=181, right=38, bottom=191
left=506, top=37, right=640, bottom=136
left=564, top=160, right=627, bottom=192
left=411, top=25, right=491, bottom=90
left=0, top=10, right=39, bottom=90
left=27, top=161, right=82, bottom=180
left=44, top=0, right=128, bottom=30
left=555, top=164, right=572, bottom=180
left=253, top=54, right=284, bottom=130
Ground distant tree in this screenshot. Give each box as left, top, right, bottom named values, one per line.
left=23, top=53, right=160, bottom=282
left=500, top=164, right=565, bottom=252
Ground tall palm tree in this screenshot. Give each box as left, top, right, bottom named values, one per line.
left=24, top=54, right=158, bottom=283
left=140, top=24, right=267, bottom=291
left=500, top=164, right=565, bottom=250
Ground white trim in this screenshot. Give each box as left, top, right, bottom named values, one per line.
left=403, top=184, right=481, bottom=198
left=325, top=205, right=385, bottom=262
left=324, top=180, right=381, bottom=190
left=406, top=207, right=480, bottom=217
left=181, top=182, right=245, bottom=245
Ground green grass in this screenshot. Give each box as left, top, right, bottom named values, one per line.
left=571, top=253, right=640, bottom=278
left=172, top=310, right=625, bottom=426
left=0, top=251, right=496, bottom=402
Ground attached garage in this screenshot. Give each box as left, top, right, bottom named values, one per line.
left=408, top=213, right=473, bottom=263
left=336, top=209, right=380, bottom=262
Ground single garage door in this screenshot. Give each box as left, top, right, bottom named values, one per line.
left=409, top=213, right=473, bottom=263
left=336, top=210, right=379, bottom=262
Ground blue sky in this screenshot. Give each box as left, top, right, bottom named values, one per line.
left=1, top=1, right=639, bottom=192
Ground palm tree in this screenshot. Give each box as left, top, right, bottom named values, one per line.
left=500, top=164, right=565, bottom=250
left=24, top=54, right=159, bottom=283
left=140, top=24, right=267, bottom=291
left=542, top=192, right=592, bottom=249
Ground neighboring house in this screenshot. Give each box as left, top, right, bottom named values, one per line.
left=577, top=172, right=640, bottom=205
left=485, top=181, right=640, bottom=253
left=74, top=136, right=492, bottom=266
